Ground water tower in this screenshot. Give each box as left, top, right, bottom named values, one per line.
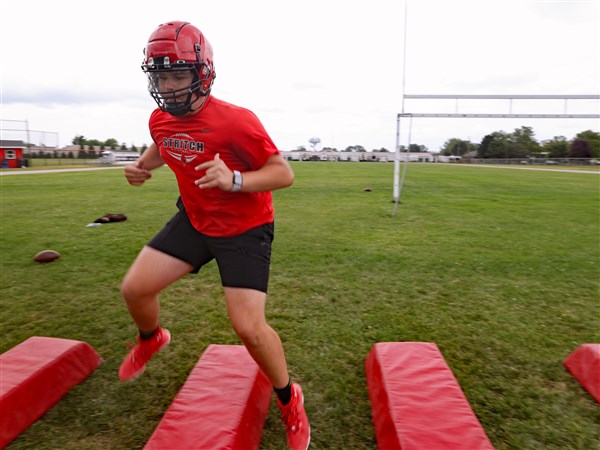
left=308, top=136, right=321, bottom=151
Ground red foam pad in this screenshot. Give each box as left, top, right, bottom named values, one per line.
left=0, top=336, right=102, bottom=449
left=144, top=344, right=272, bottom=450
left=366, top=342, right=494, bottom=450
left=563, top=344, right=600, bottom=403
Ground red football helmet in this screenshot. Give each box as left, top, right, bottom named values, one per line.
left=142, top=21, right=216, bottom=116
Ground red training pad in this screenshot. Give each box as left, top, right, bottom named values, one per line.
left=365, top=342, right=494, bottom=450
left=563, top=344, right=600, bottom=403
left=0, top=336, right=102, bottom=449
left=144, top=344, right=272, bottom=450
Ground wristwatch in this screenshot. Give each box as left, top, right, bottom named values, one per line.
left=232, top=170, right=243, bottom=192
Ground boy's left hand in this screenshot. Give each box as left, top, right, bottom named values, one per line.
left=194, top=153, right=234, bottom=191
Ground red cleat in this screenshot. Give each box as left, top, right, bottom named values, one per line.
left=118, top=327, right=170, bottom=381
left=278, top=383, right=311, bottom=450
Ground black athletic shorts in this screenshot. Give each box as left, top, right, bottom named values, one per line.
left=148, top=198, right=274, bottom=293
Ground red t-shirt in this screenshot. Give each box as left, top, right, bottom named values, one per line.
left=149, top=96, right=279, bottom=237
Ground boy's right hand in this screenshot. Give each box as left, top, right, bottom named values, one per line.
left=124, top=160, right=152, bottom=186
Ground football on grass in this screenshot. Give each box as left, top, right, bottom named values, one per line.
left=34, top=249, right=61, bottom=263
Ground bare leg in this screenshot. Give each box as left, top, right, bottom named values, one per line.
left=224, top=287, right=290, bottom=388
left=121, top=246, right=193, bottom=333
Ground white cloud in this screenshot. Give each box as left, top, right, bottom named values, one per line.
left=1, top=0, right=598, bottom=151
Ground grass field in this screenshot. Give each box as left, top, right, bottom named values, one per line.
left=1, top=163, right=599, bottom=449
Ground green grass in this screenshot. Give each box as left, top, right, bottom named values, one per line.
left=1, top=163, right=599, bottom=449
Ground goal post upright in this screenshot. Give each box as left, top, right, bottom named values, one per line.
left=392, top=0, right=410, bottom=217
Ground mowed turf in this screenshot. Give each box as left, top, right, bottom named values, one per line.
left=1, top=163, right=598, bottom=449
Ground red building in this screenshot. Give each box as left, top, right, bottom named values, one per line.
left=0, top=140, right=26, bottom=168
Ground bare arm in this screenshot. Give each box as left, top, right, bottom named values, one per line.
left=124, top=142, right=164, bottom=186
left=194, top=153, right=294, bottom=192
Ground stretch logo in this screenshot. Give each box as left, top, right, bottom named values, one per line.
left=163, top=133, right=204, bottom=164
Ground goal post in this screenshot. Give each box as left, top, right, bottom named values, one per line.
left=392, top=94, right=600, bottom=215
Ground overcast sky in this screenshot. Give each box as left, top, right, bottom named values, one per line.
left=2, top=0, right=599, bottom=151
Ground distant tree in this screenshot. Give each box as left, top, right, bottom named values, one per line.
left=574, top=130, right=600, bottom=157
left=379, top=147, right=389, bottom=152
left=478, top=132, right=509, bottom=158
left=87, top=139, right=103, bottom=147
left=131, top=144, right=138, bottom=153
left=72, top=135, right=86, bottom=146
left=408, top=143, right=428, bottom=152
left=440, top=138, right=475, bottom=156
left=508, top=126, right=540, bottom=158
left=120, top=143, right=127, bottom=150
left=345, top=145, right=366, bottom=152
left=570, top=138, right=591, bottom=158
left=542, top=136, right=569, bottom=158
left=478, top=127, right=538, bottom=159
left=141, top=144, right=148, bottom=154
left=105, top=138, right=118, bottom=149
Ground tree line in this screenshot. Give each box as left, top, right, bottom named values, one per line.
left=438, top=128, right=599, bottom=159
left=69, top=128, right=599, bottom=160
left=302, top=128, right=598, bottom=159
left=71, top=135, right=148, bottom=154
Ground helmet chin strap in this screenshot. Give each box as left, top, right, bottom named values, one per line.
left=162, top=90, right=196, bottom=116
left=164, top=103, right=189, bottom=116
left=164, top=90, right=208, bottom=116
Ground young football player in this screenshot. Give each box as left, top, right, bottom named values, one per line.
left=119, top=21, right=310, bottom=450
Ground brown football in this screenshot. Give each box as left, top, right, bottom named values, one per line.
left=34, top=249, right=61, bottom=263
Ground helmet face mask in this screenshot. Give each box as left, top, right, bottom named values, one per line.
left=146, top=67, right=202, bottom=116
left=142, top=22, right=215, bottom=116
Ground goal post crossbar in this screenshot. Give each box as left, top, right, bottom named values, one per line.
left=403, top=94, right=600, bottom=100
left=399, top=113, right=599, bottom=119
